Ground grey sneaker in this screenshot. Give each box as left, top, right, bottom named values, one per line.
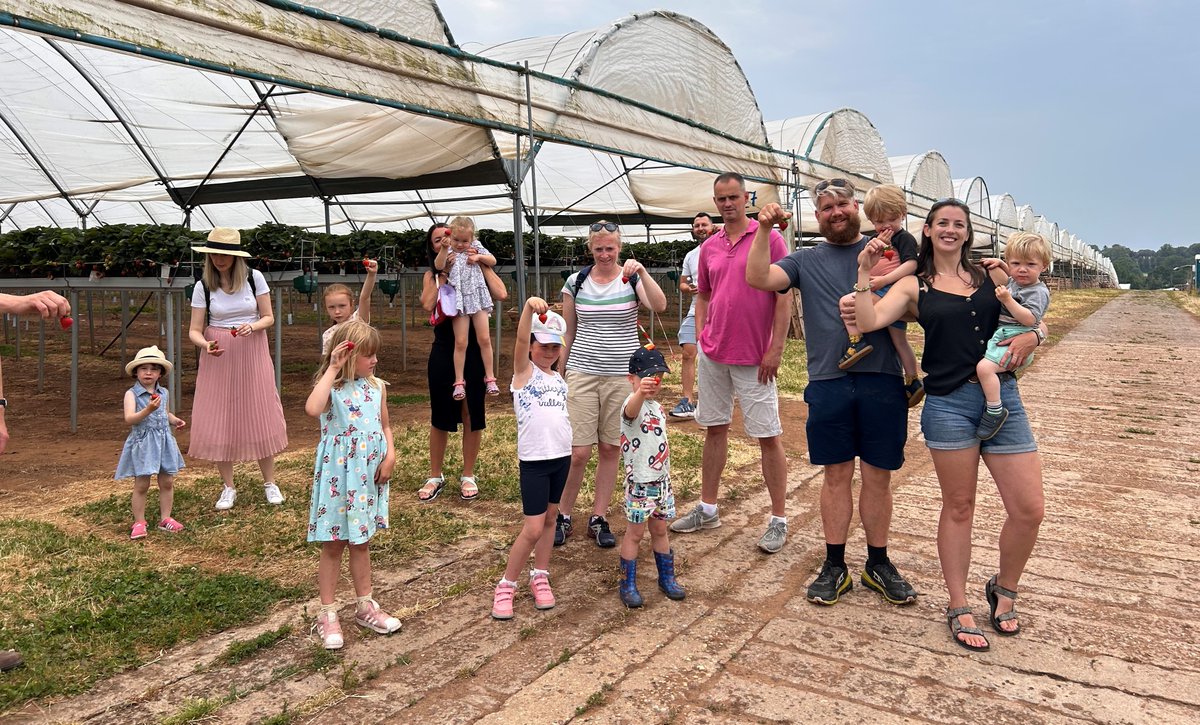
left=669, top=504, right=721, bottom=533
left=976, top=407, right=1009, bottom=440
left=807, top=561, right=852, bottom=604
left=757, top=519, right=787, bottom=554
left=669, top=398, right=696, bottom=419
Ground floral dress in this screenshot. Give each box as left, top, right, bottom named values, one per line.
left=447, top=242, right=494, bottom=315
left=307, top=378, right=390, bottom=545
left=115, top=382, right=185, bottom=478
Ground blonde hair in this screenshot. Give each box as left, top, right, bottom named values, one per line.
left=448, top=216, right=476, bottom=235
left=314, top=320, right=386, bottom=390
left=587, top=219, right=622, bottom=248
left=324, top=283, right=354, bottom=304
left=863, top=184, right=907, bottom=222
left=1004, top=231, right=1052, bottom=268
left=201, top=254, right=249, bottom=296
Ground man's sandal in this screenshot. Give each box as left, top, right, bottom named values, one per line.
left=986, top=574, right=1021, bottom=636
left=417, top=477, right=445, bottom=502
left=460, top=475, right=480, bottom=501
left=946, top=607, right=990, bottom=652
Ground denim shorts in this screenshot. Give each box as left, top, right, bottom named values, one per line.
left=920, top=375, right=1038, bottom=454
left=678, top=315, right=696, bottom=346
left=803, top=373, right=907, bottom=470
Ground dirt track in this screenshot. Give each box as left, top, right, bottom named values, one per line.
left=15, top=291, right=1200, bottom=724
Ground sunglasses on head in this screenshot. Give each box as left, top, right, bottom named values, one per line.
left=813, top=178, right=855, bottom=195
left=589, top=222, right=619, bottom=233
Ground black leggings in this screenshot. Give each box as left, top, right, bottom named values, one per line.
left=518, top=456, right=571, bottom=516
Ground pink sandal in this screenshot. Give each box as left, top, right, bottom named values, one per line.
left=130, top=521, right=148, bottom=540
left=484, top=377, right=500, bottom=396
left=452, top=380, right=466, bottom=400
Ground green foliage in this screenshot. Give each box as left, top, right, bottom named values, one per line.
left=1099, top=242, right=1200, bottom=289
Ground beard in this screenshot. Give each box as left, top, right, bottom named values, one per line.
left=818, top=210, right=861, bottom=246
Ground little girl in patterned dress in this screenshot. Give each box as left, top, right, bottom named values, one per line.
left=434, top=215, right=500, bottom=399
left=305, top=320, right=399, bottom=650
left=116, top=346, right=187, bottom=540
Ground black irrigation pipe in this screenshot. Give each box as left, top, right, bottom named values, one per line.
left=98, top=292, right=154, bottom=357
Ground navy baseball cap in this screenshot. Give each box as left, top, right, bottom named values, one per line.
left=629, top=346, right=670, bottom=377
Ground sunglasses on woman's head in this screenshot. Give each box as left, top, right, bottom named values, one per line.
left=590, top=222, right=619, bottom=233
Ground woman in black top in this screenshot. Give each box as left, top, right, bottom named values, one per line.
left=851, top=199, right=1044, bottom=652
left=420, top=223, right=487, bottom=501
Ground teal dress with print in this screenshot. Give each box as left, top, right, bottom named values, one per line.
left=307, top=378, right=390, bottom=545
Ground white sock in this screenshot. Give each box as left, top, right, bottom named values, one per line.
left=700, top=501, right=718, bottom=516
left=498, top=577, right=517, bottom=588
left=769, top=514, right=787, bottom=526
left=529, top=568, right=549, bottom=579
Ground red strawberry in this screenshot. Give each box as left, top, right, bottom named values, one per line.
left=779, top=218, right=789, bottom=231
left=538, top=313, right=548, bottom=323
left=207, top=340, right=218, bottom=352
left=59, top=316, right=74, bottom=330
left=345, top=342, right=355, bottom=350
left=150, top=394, right=160, bottom=402
left=622, top=276, right=630, bottom=283
left=362, top=259, right=371, bottom=270
left=229, top=326, right=238, bottom=337
left=883, top=248, right=896, bottom=260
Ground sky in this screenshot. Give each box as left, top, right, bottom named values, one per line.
left=436, top=0, right=1198, bottom=251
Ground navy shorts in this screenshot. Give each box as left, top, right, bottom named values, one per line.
left=921, top=375, right=1037, bottom=454
left=519, top=456, right=570, bottom=516
left=804, top=373, right=907, bottom=470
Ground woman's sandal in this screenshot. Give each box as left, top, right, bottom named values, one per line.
left=452, top=380, right=466, bottom=400
left=484, top=377, right=500, bottom=396
left=460, top=475, right=480, bottom=501
left=417, top=477, right=445, bottom=502
left=946, top=607, right=990, bottom=652
left=986, top=574, right=1021, bottom=636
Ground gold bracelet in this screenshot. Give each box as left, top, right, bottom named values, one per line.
left=852, top=283, right=871, bottom=293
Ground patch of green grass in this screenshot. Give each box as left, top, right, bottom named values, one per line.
left=161, top=696, right=224, bottom=725
left=776, top=338, right=808, bottom=397
left=258, top=705, right=298, bottom=725
left=545, top=647, right=572, bottom=672
left=304, top=643, right=341, bottom=673
left=387, top=393, right=430, bottom=406
left=217, top=624, right=293, bottom=666
left=575, top=683, right=612, bottom=716
left=282, top=360, right=319, bottom=377
left=0, top=520, right=302, bottom=710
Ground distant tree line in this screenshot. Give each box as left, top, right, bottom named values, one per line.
left=1099, top=243, right=1200, bottom=289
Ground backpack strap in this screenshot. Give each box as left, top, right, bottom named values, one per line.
left=197, top=268, right=257, bottom=327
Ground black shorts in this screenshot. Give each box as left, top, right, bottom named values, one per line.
left=804, top=372, right=907, bottom=470
left=519, top=456, right=571, bottom=516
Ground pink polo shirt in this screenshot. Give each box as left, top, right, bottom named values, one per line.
left=696, top=219, right=788, bottom=366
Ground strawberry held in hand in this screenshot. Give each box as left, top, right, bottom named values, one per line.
left=59, top=316, right=73, bottom=330
left=538, top=313, right=548, bottom=323
left=883, top=247, right=896, bottom=260
left=229, top=325, right=238, bottom=337
left=345, top=341, right=355, bottom=350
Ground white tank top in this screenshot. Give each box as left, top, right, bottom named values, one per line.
left=511, top=366, right=572, bottom=461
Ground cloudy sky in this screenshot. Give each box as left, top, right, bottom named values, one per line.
left=437, top=0, right=1196, bottom=250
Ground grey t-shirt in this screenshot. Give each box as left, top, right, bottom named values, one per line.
left=1001, top=279, right=1050, bottom=326
left=680, top=245, right=701, bottom=319
left=775, top=236, right=902, bottom=381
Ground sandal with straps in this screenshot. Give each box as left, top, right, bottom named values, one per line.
left=459, top=475, right=479, bottom=501
left=484, top=377, right=500, bottom=396
left=452, top=380, right=467, bottom=400
left=946, top=607, right=990, bottom=652
left=986, top=574, right=1021, bottom=636
left=417, top=476, right=445, bottom=502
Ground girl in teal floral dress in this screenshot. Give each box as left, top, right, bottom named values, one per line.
left=305, top=320, right=398, bottom=649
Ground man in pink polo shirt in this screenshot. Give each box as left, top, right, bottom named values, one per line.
left=669, top=172, right=792, bottom=553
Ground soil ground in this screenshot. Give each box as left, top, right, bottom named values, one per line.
left=3, top=291, right=1199, bottom=723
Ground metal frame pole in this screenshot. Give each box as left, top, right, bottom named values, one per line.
left=37, top=319, right=44, bottom=393
left=274, top=288, right=282, bottom=390
left=70, top=289, right=78, bottom=433
left=525, top=61, right=542, bottom=299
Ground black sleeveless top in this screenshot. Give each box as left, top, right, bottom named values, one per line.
left=917, top=276, right=1001, bottom=395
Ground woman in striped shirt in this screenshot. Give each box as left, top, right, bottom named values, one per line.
left=555, top=221, right=667, bottom=548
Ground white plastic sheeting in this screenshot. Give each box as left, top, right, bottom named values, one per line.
left=953, top=177, right=994, bottom=250
left=1017, top=205, right=1038, bottom=231
left=764, top=109, right=892, bottom=185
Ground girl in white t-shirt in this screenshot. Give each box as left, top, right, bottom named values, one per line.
left=320, top=258, right=377, bottom=356
left=187, top=228, right=289, bottom=512
left=490, top=297, right=572, bottom=620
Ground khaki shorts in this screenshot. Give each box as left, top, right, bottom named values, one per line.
left=566, top=370, right=629, bottom=446
left=695, top=350, right=782, bottom=438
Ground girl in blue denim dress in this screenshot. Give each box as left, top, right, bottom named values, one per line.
left=305, top=321, right=398, bottom=650
left=116, top=346, right=187, bottom=541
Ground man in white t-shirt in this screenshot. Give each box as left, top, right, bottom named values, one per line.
left=670, top=212, right=715, bottom=419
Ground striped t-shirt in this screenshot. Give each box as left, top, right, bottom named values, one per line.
left=561, top=272, right=640, bottom=376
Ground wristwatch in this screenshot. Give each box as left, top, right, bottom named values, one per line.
left=0, top=398, right=7, bottom=408
left=1033, top=328, right=1047, bottom=345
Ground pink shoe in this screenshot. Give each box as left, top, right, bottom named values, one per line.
left=530, top=572, right=555, bottom=610
left=452, top=380, right=466, bottom=400
left=314, top=608, right=343, bottom=650
left=484, top=377, right=500, bottom=396
left=130, top=521, right=147, bottom=540
left=492, top=580, right=516, bottom=620
left=354, top=597, right=401, bottom=634
left=157, top=517, right=184, bottom=533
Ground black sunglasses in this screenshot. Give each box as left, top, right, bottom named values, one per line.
left=589, top=222, right=619, bottom=233
left=812, top=178, right=855, bottom=194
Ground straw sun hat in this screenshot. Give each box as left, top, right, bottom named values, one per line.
left=191, top=227, right=251, bottom=257
left=125, top=345, right=174, bottom=376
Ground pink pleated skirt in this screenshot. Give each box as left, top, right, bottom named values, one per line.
left=188, top=326, right=288, bottom=462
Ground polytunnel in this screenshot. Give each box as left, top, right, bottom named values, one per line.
left=1017, top=205, right=1038, bottom=231
left=889, top=151, right=953, bottom=224
left=988, top=194, right=1020, bottom=251
left=953, top=177, right=994, bottom=250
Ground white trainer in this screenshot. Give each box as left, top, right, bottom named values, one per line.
left=263, top=482, right=285, bottom=505
left=215, top=486, right=237, bottom=510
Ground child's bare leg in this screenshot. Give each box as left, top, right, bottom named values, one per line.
left=889, top=327, right=919, bottom=379
left=451, top=314, right=470, bottom=383
left=977, top=358, right=1004, bottom=406
left=648, top=518, right=671, bottom=555
left=620, top=520, right=646, bottom=560
left=157, top=474, right=175, bottom=521
left=505, top=511, right=552, bottom=582
left=840, top=292, right=861, bottom=337
left=318, top=541, right=347, bottom=604
left=471, top=310, right=495, bottom=380
left=347, top=542, right=373, bottom=598
left=132, top=476, right=151, bottom=523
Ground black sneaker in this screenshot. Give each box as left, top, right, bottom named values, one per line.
left=588, top=515, right=616, bottom=548
left=553, top=513, right=572, bottom=547
left=976, top=407, right=1009, bottom=440
left=806, top=561, right=852, bottom=605
left=861, top=560, right=918, bottom=605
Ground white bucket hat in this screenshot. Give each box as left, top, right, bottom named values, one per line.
left=191, top=227, right=250, bottom=257
left=126, top=345, right=174, bottom=376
